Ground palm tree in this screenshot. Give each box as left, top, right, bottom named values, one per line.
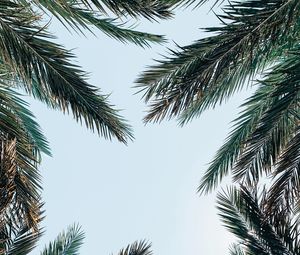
left=0, top=0, right=185, bottom=246
left=217, top=185, right=300, bottom=255
left=137, top=0, right=300, bottom=200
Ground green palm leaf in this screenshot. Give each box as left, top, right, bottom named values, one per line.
left=40, top=224, right=84, bottom=255
left=0, top=85, right=46, bottom=232
left=228, top=244, right=246, bottom=255
left=199, top=45, right=300, bottom=193
left=137, top=0, right=300, bottom=123
left=198, top=84, right=274, bottom=193
left=0, top=0, right=133, bottom=143
left=117, top=240, right=152, bottom=255
left=233, top=48, right=300, bottom=184
left=217, top=186, right=296, bottom=255
left=31, top=0, right=166, bottom=47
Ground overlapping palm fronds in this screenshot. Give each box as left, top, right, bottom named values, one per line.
left=137, top=1, right=300, bottom=251
left=0, top=202, right=43, bottom=255
left=1, top=220, right=152, bottom=255
left=218, top=186, right=300, bottom=255
left=138, top=0, right=300, bottom=123
left=0, top=0, right=134, bottom=143
left=199, top=45, right=300, bottom=194
left=0, top=0, right=187, bottom=248
left=31, top=0, right=167, bottom=47
left=137, top=0, right=300, bottom=201
left=0, top=84, right=48, bottom=233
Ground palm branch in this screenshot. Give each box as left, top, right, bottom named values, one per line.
left=117, top=240, right=152, bottom=255
left=40, top=224, right=84, bottom=255
left=217, top=186, right=300, bottom=255
left=30, top=0, right=167, bottom=47
left=137, top=0, right=300, bottom=123
left=199, top=45, right=300, bottom=195
left=0, top=84, right=50, bottom=232
left=0, top=0, right=134, bottom=143
left=228, top=244, right=245, bottom=255
left=0, top=203, right=43, bottom=255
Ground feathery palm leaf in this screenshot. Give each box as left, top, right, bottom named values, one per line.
left=40, top=224, right=84, bottom=255
left=264, top=127, right=300, bottom=215
left=1, top=203, right=43, bottom=255
left=199, top=45, right=300, bottom=193
left=228, top=244, right=245, bottom=255
left=0, top=0, right=133, bottom=143
left=0, top=85, right=48, bottom=232
left=80, top=0, right=175, bottom=20
left=137, top=0, right=300, bottom=123
left=31, top=0, right=167, bottom=47
left=233, top=49, right=300, bottom=184
left=217, top=186, right=300, bottom=255
left=198, top=84, right=274, bottom=193
left=117, top=240, right=152, bottom=255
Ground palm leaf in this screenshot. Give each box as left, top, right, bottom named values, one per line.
left=40, top=224, right=84, bottom=255
left=217, top=186, right=295, bottom=255
left=198, top=84, right=274, bottom=193
left=0, top=0, right=133, bottom=143
left=1, top=202, right=43, bottom=255
left=31, top=0, right=166, bottom=47
left=233, top=48, right=300, bottom=184
left=118, top=240, right=152, bottom=255
left=217, top=187, right=270, bottom=254
left=137, top=0, right=300, bottom=123
left=0, top=83, right=50, bottom=233
left=199, top=45, right=300, bottom=193
left=228, top=244, right=246, bottom=255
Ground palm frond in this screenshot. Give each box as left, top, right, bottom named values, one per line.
left=199, top=45, right=300, bottom=193
left=118, top=240, right=152, bottom=255
left=265, top=127, right=300, bottom=215
left=228, top=243, right=246, bottom=255
left=0, top=83, right=49, bottom=234
left=0, top=81, right=50, bottom=156
left=1, top=202, right=43, bottom=255
left=217, top=186, right=295, bottom=255
left=40, top=224, right=84, bottom=255
left=137, top=0, right=300, bottom=123
left=0, top=0, right=133, bottom=143
left=233, top=48, right=300, bottom=185
left=31, top=0, right=166, bottom=47
left=81, top=0, right=175, bottom=20
left=198, top=84, right=274, bottom=193
left=217, top=187, right=270, bottom=254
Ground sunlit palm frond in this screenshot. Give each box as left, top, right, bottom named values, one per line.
left=2, top=204, right=43, bottom=255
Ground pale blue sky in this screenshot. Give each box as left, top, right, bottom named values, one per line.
left=29, top=3, right=252, bottom=254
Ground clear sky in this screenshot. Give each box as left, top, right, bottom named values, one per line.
left=29, top=3, right=252, bottom=255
